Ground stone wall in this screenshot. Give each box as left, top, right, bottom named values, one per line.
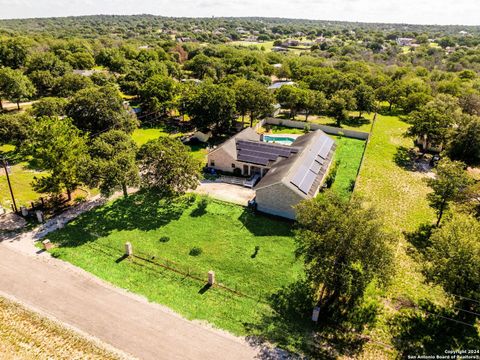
left=256, top=182, right=304, bottom=219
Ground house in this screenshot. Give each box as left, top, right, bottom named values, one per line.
left=272, top=46, right=289, bottom=52
left=396, top=37, right=415, bottom=46
left=207, top=128, right=336, bottom=219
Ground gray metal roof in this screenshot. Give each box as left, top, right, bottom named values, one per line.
left=236, top=140, right=299, bottom=166
left=255, top=130, right=336, bottom=198
left=208, top=127, right=260, bottom=159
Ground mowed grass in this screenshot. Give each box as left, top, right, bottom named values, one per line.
left=0, top=145, right=47, bottom=209
left=353, top=114, right=443, bottom=353
left=0, top=296, right=120, bottom=359
left=330, top=135, right=365, bottom=200
left=47, top=194, right=301, bottom=335
left=132, top=127, right=208, bottom=164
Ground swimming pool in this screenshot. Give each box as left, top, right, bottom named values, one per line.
left=263, top=135, right=296, bottom=145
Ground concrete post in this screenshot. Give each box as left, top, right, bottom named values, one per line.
left=208, top=270, right=215, bottom=285
left=312, top=306, right=320, bottom=322
left=125, top=242, right=133, bottom=256
left=20, top=206, right=28, bottom=217
left=35, top=210, right=44, bottom=223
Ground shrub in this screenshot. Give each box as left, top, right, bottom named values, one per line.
left=325, top=160, right=340, bottom=188
left=159, top=236, right=170, bottom=243
left=189, top=246, right=203, bottom=256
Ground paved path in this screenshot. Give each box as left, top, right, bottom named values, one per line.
left=0, top=244, right=259, bottom=360
left=193, top=182, right=255, bottom=206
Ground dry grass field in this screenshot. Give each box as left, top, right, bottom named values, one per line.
left=0, top=296, right=123, bottom=359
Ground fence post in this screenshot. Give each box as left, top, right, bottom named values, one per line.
left=35, top=210, right=44, bottom=223
left=208, top=270, right=215, bottom=285
left=312, top=306, right=321, bottom=323
left=125, top=242, right=133, bottom=257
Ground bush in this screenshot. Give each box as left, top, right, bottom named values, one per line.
left=325, top=160, right=340, bottom=188
left=159, top=236, right=170, bottom=243
left=189, top=246, right=203, bottom=256
left=303, top=123, right=311, bottom=133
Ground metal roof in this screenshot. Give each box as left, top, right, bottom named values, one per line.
left=236, top=140, right=299, bottom=166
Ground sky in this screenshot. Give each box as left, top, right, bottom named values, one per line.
left=0, top=0, right=479, bottom=26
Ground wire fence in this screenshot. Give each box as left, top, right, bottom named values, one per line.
left=84, top=241, right=269, bottom=304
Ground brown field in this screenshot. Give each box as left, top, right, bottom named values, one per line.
left=0, top=296, right=123, bottom=360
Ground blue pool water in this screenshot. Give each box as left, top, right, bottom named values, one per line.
left=263, top=135, right=296, bottom=145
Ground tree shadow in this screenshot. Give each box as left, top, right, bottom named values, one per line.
left=190, top=197, right=208, bottom=217
left=49, top=190, right=195, bottom=248
left=244, top=280, right=375, bottom=359
left=342, top=116, right=371, bottom=128
left=404, top=223, right=435, bottom=255
left=394, top=146, right=418, bottom=171
left=238, top=208, right=294, bottom=237
left=390, top=300, right=480, bottom=357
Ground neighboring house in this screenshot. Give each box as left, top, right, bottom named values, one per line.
left=396, top=37, right=415, bottom=46
left=207, top=128, right=336, bottom=219
left=272, top=46, right=289, bottom=52
left=72, top=69, right=102, bottom=77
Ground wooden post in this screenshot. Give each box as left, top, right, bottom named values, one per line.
left=208, top=270, right=215, bottom=285
left=125, top=242, right=133, bottom=256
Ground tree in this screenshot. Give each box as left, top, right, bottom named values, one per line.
left=24, top=116, right=88, bottom=200
left=276, top=85, right=302, bottom=119
left=0, top=67, right=36, bottom=110
left=31, top=97, right=68, bottom=118
left=354, top=84, right=376, bottom=118
left=328, top=90, right=356, bottom=127
left=377, top=81, right=404, bottom=111
left=407, top=95, right=460, bottom=151
left=234, top=79, right=274, bottom=127
left=53, top=73, right=93, bottom=97
left=295, top=192, right=394, bottom=315
left=0, top=38, right=30, bottom=69
left=0, top=113, right=34, bottom=146
left=459, top=92, right=480, bottom=116
left=84, top=130, right=139, bottom=198
left=426, top=159, right=473, bottom=226
left=425, top=213, right=480, bottom=307
left=183, top=82, right=236, bottom=133
left=300, top=89, right=327, bottom=122
left=447, top=115, right=480, bottom=165
left=28, top=70, right=56, bottom=97
left=139, top=75, right=178, bottom=115
left=66, top=85, right=138, bottom=134
left=137, top=137, right=200, bottom=195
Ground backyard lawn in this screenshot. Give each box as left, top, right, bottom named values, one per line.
left=0, top=145, right=47, bottom=210
left=354, top=114, right=443, bottom=354
left=132, top=127, right=208, bottom=164
left=46, top=194, right=302, bottom=335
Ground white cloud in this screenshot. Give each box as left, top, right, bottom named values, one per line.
left=0, top=0, right=478, bottom=25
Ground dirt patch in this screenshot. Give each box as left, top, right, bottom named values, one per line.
left=193, top=182, right=255, bottom=206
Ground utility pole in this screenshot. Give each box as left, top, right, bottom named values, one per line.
left=2, top=158, right=17, bottom=213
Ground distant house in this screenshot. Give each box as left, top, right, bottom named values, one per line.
left=272, top=46, right=289, bottom=52
left=396, top=37, right=415, bottom=46
left=268, top=81, right=295, bottom=90
left=207, top=128, right=336, bottom=219
left=72, top=69, right=102, bottom=77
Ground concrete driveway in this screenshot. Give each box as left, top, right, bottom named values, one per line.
left=193, top=182, right=255, bottom=206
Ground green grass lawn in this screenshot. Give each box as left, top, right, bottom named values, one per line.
left=353, top=114, right=444, bottom=354
left=0, top=145, right=48, bottom=209
left=330, top=136, right=365, bottom=200
left=46, top=194, right=301, bottom=335
left=132, top=128, right=208, bottom=165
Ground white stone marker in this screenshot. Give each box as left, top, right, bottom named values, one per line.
left=208, top=270, right=215, bottom=285
left=35, top=210, right=44, bottom=223
left=125, top=242, right=133, bottom=256
left=20, top=206, right=28, bottom=217
left=312, top=306, right=321, bottom=322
